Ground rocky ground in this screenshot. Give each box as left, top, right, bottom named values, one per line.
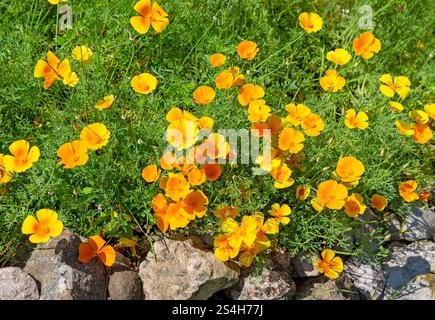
left=0, top=205, right=433, bottom=300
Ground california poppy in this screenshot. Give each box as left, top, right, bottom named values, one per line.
left=80, top=123, right=111, bottom=151
left=298, top=12, right=323, bottom=33
left=314, top=249, right=344, bottom=279
left=78, top=235, right=116, bottom=267
left=22, top=209, right=63, bottom=244
left=130, top=0, right=169, bottom=34
left=3, top=140, right=40, bottom=173
left=57, top=140, right=89, bottom=169
left=34, top=51, right=79, bottom=89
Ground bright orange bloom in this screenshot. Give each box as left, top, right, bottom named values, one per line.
left=198, top=116, right=214, bottom=130
left=210, top=53, right=226, bottom=67
left=57, top=140, right=89, bottom=169
left=166, top=107, right=197, bottom=123
left=204, top=163, right=222, bottom=181
left=95, top=95, right=114, bottom=110
left=379, top=74, right=411, bottom=99
left=317, top=180, right=348, bottom=210
left=164, top=173, right=190, bottom=201
left=200, top=133, right=230, bottom=159
left=353, top=31, right=381, bottom=60
left=336, top=156, right=365, bottom=183
left=320, top=70, right=345, bottom=92
left=278, top=127, right=305, bottom=153
left=412, top=124, right=433, bottom=144
left=214, top=234, right=240, bottom=262
left=142, top=164, right=161, bottom=183
left=314, top=249, right=344, bottom=279
left=34, top=51, right=79, bottom=89
left=298, top=12, right=323, bottom=33
left=80, top=123, right=111, bottom=150
left=395, top=120, right=415, bottom=136
left=0, top=154, right=13, bottom=184
left=247, top=99, right=271, bottom=123
left=21, top=209, right=63, bottom=244
left=424, top=103, right=435, bottom=120
left=237, top=41, right=259, bottom=60
left=131, top=72, right=157, bottom=94
left=408, top=110, right=429, bottom=124
left=187, top=167, right=206, bottom=186
left=399, top=180, right=419, bottom=203
left=159, top=152, right=177, bottom=170
left=296, top=185, right=310, bottom=200
left=166, top=118, right=199, bottom=150
left=151, top=193, right=168, bottom=214
left=78, top=235, right=116, bottom=267
left=193, top=86, right=216, bottom=105
left=130, top=0, right=169, bottom=34
left=215, top=67, right=245, bottom=89
left=371, top=194, right=388, bottom=211
left=419, top=191, right=430, bottom=203
left=183, top=190, right=208, bottom=218
left=268, top=203, right=291, bottom=225
left=3, top=140, right=40, bottom=173
left=344, top=109, right=368, bottom=130
left=326, top=48, right=351, bottom=66
left=284, top=103, right=311, bottom=126
left=301, top=113, right=324, bottom=137
left=267, top=115, right=282, bottom=136
left=214, top=205, right=239, bottom=222
left=237, top=83, right=265, bottom=106
left=271, top=164, right=294, bottom=189
left=344, top=193, right=366, bottom=218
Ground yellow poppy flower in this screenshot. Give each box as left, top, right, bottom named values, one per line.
left=3, top=140, right=40, bottom=173
left=22, top=209, right=63, bottom=244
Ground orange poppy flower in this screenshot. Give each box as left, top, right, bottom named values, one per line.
left=379, top=74, right=411, bottom=99
left=314, top=249, right=344, bottom=279
left=399, top=180, right=419, bottom=202
left=183, top=190, right=208, bottom=218
left=164, top=173, right=190, bottom=201
left=34, top=51, right=79, bottom=89
left=424, top=103, right=435, bottom=120
left=204, top=163, right=222, bottom=181
left=237, top=83, right=265, bottom=106
left=21, top=209, right=63, bottom=244
left=215, top=67, right=245, bottom=89
left=57, top=140, right=89, bottom=169
left=408, top=110, right=429, bottom=124
left=187, top=167, right=206, bottom=186
left=130, top=0, right=169, bottom=34
left=395, top=120, right=415, bottom=136
left=311, top=197, right=325, bottom=212
left=237, top=41, right=259, bottom=60
left=412, top=124, right=433, bottom=144
left=301, top=113, right=324, bottom=137
left=80, top=123, right=111, bottom=151
left=151, top=193, right=168, bottom=214
left=193, top=86, right=216, bottom=105
left=131, top=72, right=157, bottom=94
left=267, top=115, right=282, bottom=136
left=214, top=234, right=240, bottom=262
left=247, top=99, right=271, bottom=123
left=320, top=70, right=345, bottom=92
left=95, top=95, right=114, bottom=110
left=271, top=164, right=294, bottom=189
left=278, top=127, right=305, bottom=153
left=298, top=12, right=323, bottom=33
left=344, top=109, right=368, bottom=130
left=353, top=32, right=381, bottom=60
left=142, top=164, right=161, bottom=183
left=210, top=53, right=226, bottom=67
left=159, top=151, right=177, bottom=170
left=326, top=48, right=351, bottom=66
left=214, top=205, right=239, bottom=222
left=335, top=156, right=365, bottom=183
left=0, top=154, right=13, bottom=184
left=160, top=201, right=191, bottom=232
left=2, top=140, right=40, bottom=173
left=344, top=193, right=366, bottom=218
left=165, top=107, right=198, bottom=123
left=371, top=194, right=388, bottom=211
left=317, top=180, right=348, bottom=210
left=389, top=101, right=404, bottom=113
left=284, top=103, right=311, bottom=126
left=268, top=203, right=291, bottom=225
left=78, top=235, right=116, bottom=267
left=198, top=116, right=214, bottom=130
left=71, top=45, right=93, bottom=64
left=296, top=185, right=310, bottom=200
left=166, top=118, right=199, bottom=150
left=419, top=191, right=430, bottom=203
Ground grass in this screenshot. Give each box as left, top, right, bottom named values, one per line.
left=0, top=0, right=434, bottom=266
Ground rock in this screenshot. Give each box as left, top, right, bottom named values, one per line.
left=108, top=271, right=142, bottom=300
left=403, top=206, right=435, bottom=241
left=353, top=209, right=382, bottom=254
left=110, top=252, right=131, bottom=273
left=291, top=252, right=320, bottom=278
left=385, top=213, right=405, bottom=241
left=294, top=276, right=358, bottom=300
left=383, top=240, right=435, bottom=299
left=344, top=257, right=386, bottom=300
left=0, top=267, right=39, bottom=300
left=138, top=236, right=239, bottom=300
left=23, top=229, right=107, bottom=300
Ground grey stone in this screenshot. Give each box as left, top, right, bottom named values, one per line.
left=0, top=267, right=39, bottom=300
left=291, top=252, right=320, bottom=278
left=403, top=206, right=435, bottom=241
left=385, top=213, right=405, bottom=241
left=108, top=271, right=142, bottom=300
left=294, top=276, right=359, bottom=300
left=23, top=229, right=107, bottom=300
left=110, top=252, right=131, bottom=273
left=138, top=236, right=239, bottom=300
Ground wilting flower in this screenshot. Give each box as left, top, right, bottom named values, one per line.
left=379, top=74, right=411, bottom=99
left=412, top=124, right=433, bottom=144
left=314, top=249, right=344, bottom=279
left=344, top=193, right=366, bottom=218
left=21, top=209, right=63, bottom=243
left=80, top=123, right=110, bottom=150
left=237, top=41, right=259, bottom=60
left=3, top=140, right=40, bottom=173
left=298, top=12, right=322, bottom=33
left=116, top=237, right=138, bottom=256
left=296, top=185, right=310, bottom=200
left=183, top=190, right=208, bottom=218
left=142, top=164, right=161, bottom=183
left=284, top=103, right=311, bottom=126
left=78, top=235, right=116, bottom=267
left=336, top=156, right=365, bottom=184
left=320, top=70, right=345, bottom=92
left=408, top=110, right=429, bottom=124
left=95, top=95, right=114, bottom=110
left=371, top=194, right=388, bottom=211
left=424, top=103, right=435, bottom=120
left=0, top=154, right=13, bottom=184
left=278, top=127, right=305, bottom=153
left=34, top=51, right=79, bottom=89
left=399, top=180, right=419, bottom=203
left=269, top=204, right=291, bottom=225
left=353, top=31, right=381, bottom=60
left=131, top=72, right=157, bottom=94
left=301, top=113, right=324, bottom=137
left=198, top=116, right=214, bottom=130
left=210, top=53, right=226, bottom=67
left=326, top=48, right=351, bottom=66
left=344, top=109, right=368, bottom=130
left=395, top=120, right=415, bottom=135
left=317, top=180, right=348, bottom=210
left=204, top=163, right=222, bottom=181
left=271, top=164, right=294, bottom=189
left=419, top=191, right=430, bottom=203
left=164, top=173, right=190, bottom=201
left=214, top=205, right=239, bottom=222
left=71, top=45, right=92, bottom=64
left=193, top=86, right=216, bottom=105
left=238, top=83, right=265, bottom=106
left=215, top=67, right=245, bottom=89
left=389, top=101, right=404, bottom=113
left=247, top=99, right=271, bottom=123
left=130, top=0, right=169, bottom=34
left=57, top=140, right=88, bottom=169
